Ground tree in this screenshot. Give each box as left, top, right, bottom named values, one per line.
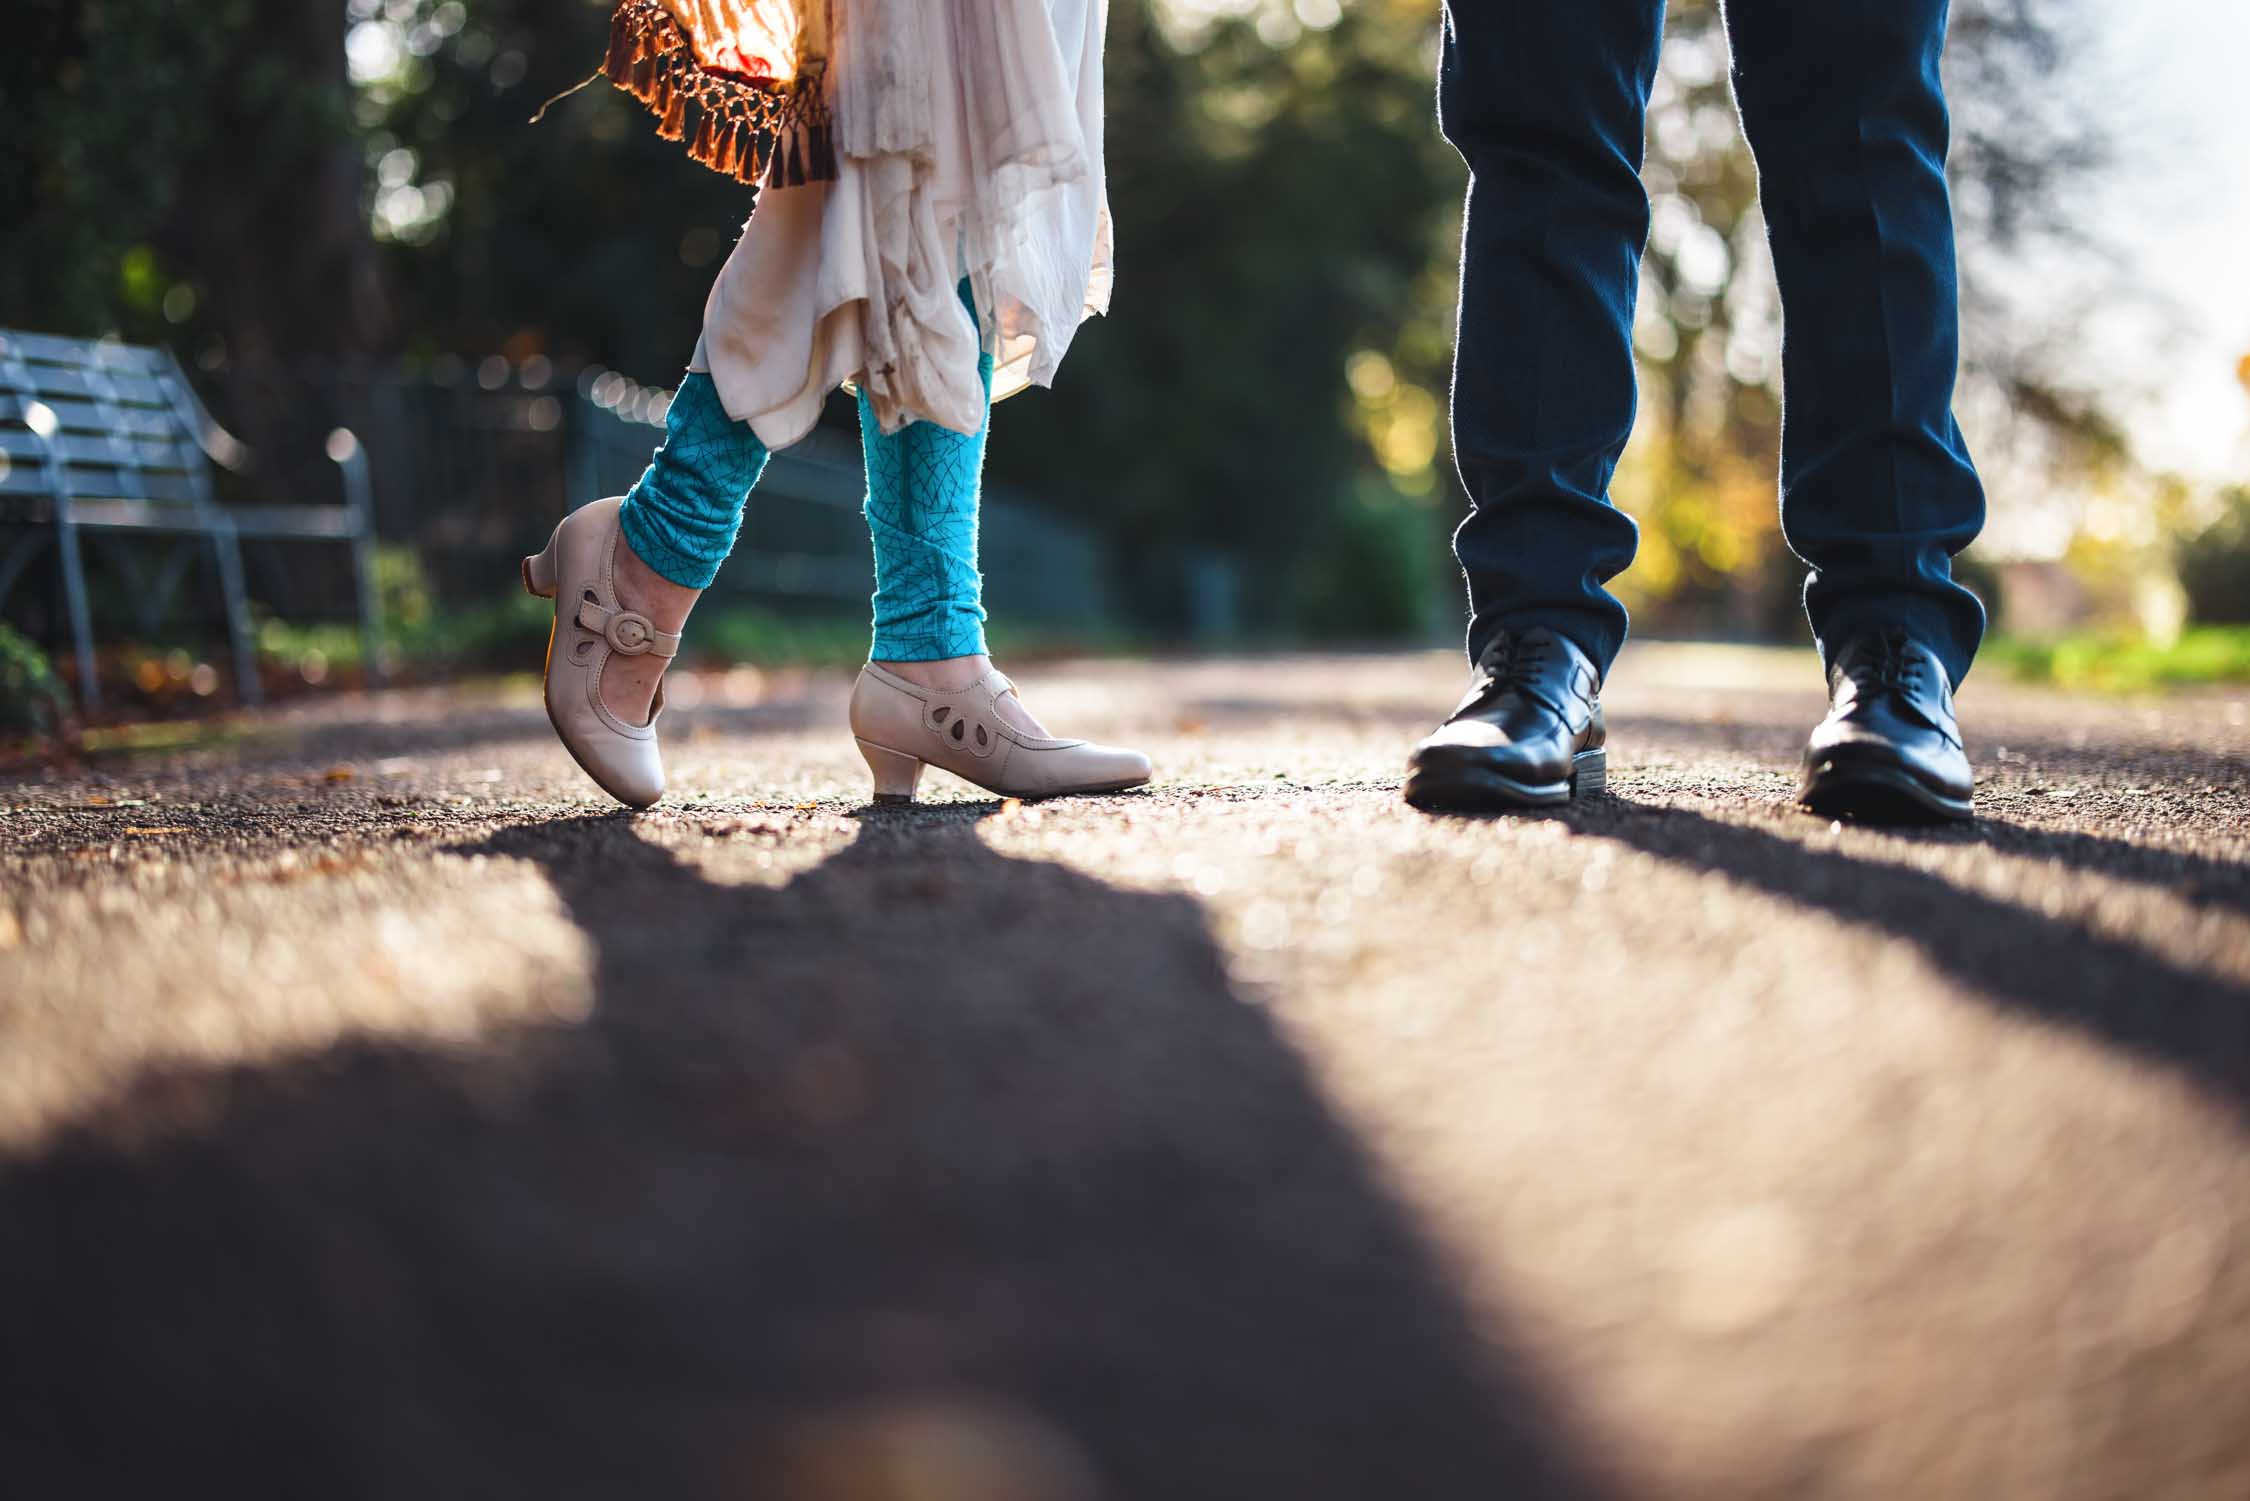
left=0, top=4, right=382, bottom=366
left=1616, top=0, right=2126, bottom=636
left=4, top=0, right=2131, bottom=640
left=1, top=0, right=385, bottom=455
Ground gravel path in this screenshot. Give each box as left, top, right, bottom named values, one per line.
left=3, top=645, right=2247, bottom=1499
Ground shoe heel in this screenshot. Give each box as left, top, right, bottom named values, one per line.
left=521, top=530, right=561, bottom=598
left=856, top=739, right=925, bottom=804
left=1570, top=746, right=1608, bottom=798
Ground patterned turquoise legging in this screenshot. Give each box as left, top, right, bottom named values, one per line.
left=616, top=286, right=993, bottom=662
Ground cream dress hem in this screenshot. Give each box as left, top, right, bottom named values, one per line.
left=693, top=0, right=1111, bottom=450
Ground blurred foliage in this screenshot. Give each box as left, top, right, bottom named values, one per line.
left=341, top=0, right=754, bottom=377
left=1987, top=626, right=2250, bottom=693
left=1, top=2, right=383, bottom=357
left=2179, top=488, right=2250, bottom=626
left=0, top=623, right=73, bottom=745
left=257, top=593, right=1133, bottom=679
left=2, top=0, right=384, bottom=463
left=0, top=2, right=221, bottom=340
left=1611, top=0, right=2129, bottom=639
left=244, top=545, right=1138, bottom=677
left=998, top=0, right=1466, bottom=633
left=1, top=0, right=2163, bottom=646
left=334, top=0, right=1469, bottom=634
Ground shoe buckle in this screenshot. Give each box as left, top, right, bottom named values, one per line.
left=605, top=610, right=657, bottom=655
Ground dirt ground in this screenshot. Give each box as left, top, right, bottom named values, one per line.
left=3, top=644, right=2247, bottom=1499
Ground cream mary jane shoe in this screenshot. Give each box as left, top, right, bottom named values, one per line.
left=848, top=663, right=1152, bottom=802
left=521, top=497, right=679, bottom=809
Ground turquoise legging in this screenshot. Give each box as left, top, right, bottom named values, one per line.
left=617, top=289, right=993, bottom=661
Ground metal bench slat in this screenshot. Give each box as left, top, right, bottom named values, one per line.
left=3, top=393, right=107, bottom=431
left=1, top=396, right=180, bottom=436
left=65, top=498, right=223, bottom=532
left=228, top=503, right=361, bottom=539
left=2, top=324, right=381, bottom=710
left=46, top=404, right=177, bottom=440
left=18, top=366, right=170, bottom=406
left=59, top=467, right=200, bottom=504
left=48, top=431, right=200, bottom=470
left=0, top=331, right=167, bottom=371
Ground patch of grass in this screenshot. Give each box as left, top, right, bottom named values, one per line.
left=687, top=607, right=876, bottom=669
left=0, top=622, right=72, bottom=743
left=256, top=596, right=1152, bottom=682
left=690, top=605, right=1148, bottom=668
left=1986, top=627, right=2250, bottom=694
left=78, top=718, right=263, bottom=757
left=255, top=590, right=554, bottom=682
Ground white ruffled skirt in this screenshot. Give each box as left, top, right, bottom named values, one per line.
left=693, top=0, right=1111, bottom=448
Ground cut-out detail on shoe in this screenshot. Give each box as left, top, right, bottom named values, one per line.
left=932, top=706, right=951, bottom=724
left=848, top=664, right=1152, bottom=800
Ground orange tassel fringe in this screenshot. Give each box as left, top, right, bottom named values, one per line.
left=600, top=0, right=834, bottom=189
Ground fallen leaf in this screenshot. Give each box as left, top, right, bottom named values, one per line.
left=122, top=827, right=192, bottom=837
left=324, top=766, right=356, bottom=783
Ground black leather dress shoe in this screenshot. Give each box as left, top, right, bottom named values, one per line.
left=1405, top=627, right=1606, bottom=810
left=1800, top=629, right=1974, bottom=823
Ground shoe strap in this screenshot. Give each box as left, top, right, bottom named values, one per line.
left=577, top=599, right=681, bottom=659
left=908, top=670, right=1017, bottom=759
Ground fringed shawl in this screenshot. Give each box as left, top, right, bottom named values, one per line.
left=627, top=0, right=1108, bottom=445
left=602, top=0, right=838, bottom=187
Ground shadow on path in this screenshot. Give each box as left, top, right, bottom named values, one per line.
left=1564, top=801, right=2250, bottom=1113
left=0, top=810, right=1610, bottom=1499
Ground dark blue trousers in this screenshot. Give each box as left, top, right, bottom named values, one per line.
left=1440, top=0, right=1987, bottom=685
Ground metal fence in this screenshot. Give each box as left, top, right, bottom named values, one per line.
left=2, top=357, right=1247, bottom=672
left=323, top=367, right=1131, bottom=632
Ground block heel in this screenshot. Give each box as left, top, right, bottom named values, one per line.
left=521, top=530, right=560, bottom=598
left=1570, top=746, right=1607, bottom=797
left=857, top=739, right=926, bottom=804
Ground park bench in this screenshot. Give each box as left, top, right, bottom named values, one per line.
left=0, top=329, right=381, bottom=708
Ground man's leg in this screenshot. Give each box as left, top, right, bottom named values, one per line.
left=1404, top=1, right=1661, bottom=813
left=1725, top=0, right=1983, bottom=820
left=1441, top=0, right=1664, bottom=675
left=1723, top=0, right=1987, bottom=685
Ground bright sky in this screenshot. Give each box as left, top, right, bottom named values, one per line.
left=2075, top=0, right=2250, bottom=483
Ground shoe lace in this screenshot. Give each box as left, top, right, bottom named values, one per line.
left=1474, top=632, right=1553, bottom=699
left=1843, top=627, right=1922, bottom=697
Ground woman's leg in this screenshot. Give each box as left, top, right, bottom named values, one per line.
left=859, top=285, right=1053, bottom=735
left=859, top=348, right=993, bottom=664
left=606, top=371, right=771, bottom=723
